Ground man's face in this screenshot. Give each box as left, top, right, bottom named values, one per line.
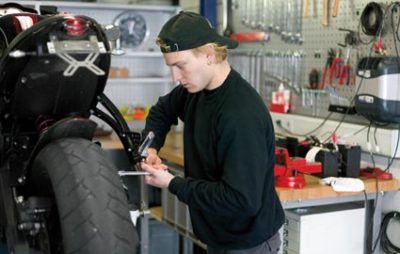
left=163, top=49, right=212, bottom=93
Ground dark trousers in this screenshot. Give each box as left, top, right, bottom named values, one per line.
left=207, top=231, right=281, bottom=254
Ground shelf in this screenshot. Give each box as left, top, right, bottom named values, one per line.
left=107, top=77, right=172, bottom=83
left=17, top=1, right=180, bottom=13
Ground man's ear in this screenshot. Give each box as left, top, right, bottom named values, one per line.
left=205, top=43, right=216, bottom=63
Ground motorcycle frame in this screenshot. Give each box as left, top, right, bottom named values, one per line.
left=0, top=12, right=144, bottom=252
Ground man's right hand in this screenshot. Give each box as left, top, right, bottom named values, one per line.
left=145, top=148, right=162, bottom=165
left=141, top=162, right=174, bottom=189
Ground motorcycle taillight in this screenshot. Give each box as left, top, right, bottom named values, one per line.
left=64, top=17, right=88, bottom=37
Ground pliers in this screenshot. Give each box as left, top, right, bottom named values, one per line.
left=320, top=48, right=335, bottom=89
left=338, top=48, right=352, bottom=86
left=328, top=49, right=342, bottom=86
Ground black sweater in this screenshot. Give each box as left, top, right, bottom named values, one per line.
left=144, top=68, right=284, bottom=249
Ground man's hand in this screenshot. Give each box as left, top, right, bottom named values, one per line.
left=145, top=148, right=162, bottom=165
left=141, top=162, right=175, bottom=189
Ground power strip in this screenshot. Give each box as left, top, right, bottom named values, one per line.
left=271, top=112, right=400, bottom=158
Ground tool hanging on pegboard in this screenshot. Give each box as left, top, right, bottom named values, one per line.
left=236, top=0, right=303, bottom=44
left=332, top=0, right=339, bottom=17
left=225, top=0, right=269, bottom=42
left=322, top=0, right=329, bottom=26
left=338, top=48, right=354, bottom=86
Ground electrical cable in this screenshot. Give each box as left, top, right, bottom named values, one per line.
left=385, top=124, right=400, bottom=171
left=390, top=2, right=400, bottom=66
left=385, top=2, right=400, bottom=172
left=379, top=211, right=400, bottom=254
left=275, top=112, right=333, bottom=137
left=347, top=125, right=369, bottom=137
left=388, top=2, right=400, bottom=42
left=396, top=5, right=400, bottom=42
left=373, top=126, right=379, bottom=152
left=367, top=122, right=376, bottom=168
left=360, top=2, right=385, bottom=36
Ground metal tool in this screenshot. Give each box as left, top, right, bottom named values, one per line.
left=138, top=131, right=155, bottom=159
left=320, top=48, right=335, bottom=89
left=250, top=0, right=257, bottom=29
left=118, top=171, right=150, bottom=176
left=258, top=0, right=266, bottom=30
left=295, top=0, right=304, bottom=44
left=328, top=49, right=342, bottom=86
left=285, top=0, right=293, bottom=42
left=338, top=48, right=352, bottom=86
left=241, top=0, right=250, bottom=25
left=118, top=131, right=155, bottom=177
left=266, top=0, right=274, bottom=31
left=281, top=1, right=289, bottom=40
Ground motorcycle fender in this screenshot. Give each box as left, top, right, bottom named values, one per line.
left=27, top=117, right=98, bottom=169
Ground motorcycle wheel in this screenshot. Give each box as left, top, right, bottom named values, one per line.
left=29, top=137, right=138, bottom=254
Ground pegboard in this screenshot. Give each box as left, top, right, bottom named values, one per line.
left=228, top=0, right=400, bottom=124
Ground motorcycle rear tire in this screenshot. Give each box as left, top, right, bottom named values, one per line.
left=31, top=137, right=138, bottom=254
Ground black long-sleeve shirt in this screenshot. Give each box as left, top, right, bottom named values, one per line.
left=144, top=68, right=284, bottom=249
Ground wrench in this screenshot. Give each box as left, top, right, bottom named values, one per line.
left=258, top=0, right=267, bottom=31
left=241, top=0, right=250, bottom=26
left=295, top=0, right=304, bottom=44
left=283, top=1, right=293, bottom=42
left=250, top=0, right=257, bottom=29
left=266, top=0, right=274, bottom=31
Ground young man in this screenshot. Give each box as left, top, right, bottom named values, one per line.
left=140, top=11, right=284, bottom=254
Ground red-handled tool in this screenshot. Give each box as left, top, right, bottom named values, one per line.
left=320, top=48, right=335, bottom=89
left=328, top=49, right=342, bottom=86
left=338, top=48, right=352, bottom=86
left=230, top=32, right=269, bottom=42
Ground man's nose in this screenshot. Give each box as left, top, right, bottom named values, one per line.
left=171, top=68, right=181, bottom=82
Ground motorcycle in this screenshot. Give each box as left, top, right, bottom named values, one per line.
left=0, top=3, right=142, bottom=253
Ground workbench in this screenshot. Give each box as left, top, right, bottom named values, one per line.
left=97, top=131, right=399, bottom=254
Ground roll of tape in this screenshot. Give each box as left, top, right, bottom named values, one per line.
left=305, top=147, right=323, bottom=163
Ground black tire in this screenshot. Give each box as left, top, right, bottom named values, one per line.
left=30, top=138, right=138, bottom=254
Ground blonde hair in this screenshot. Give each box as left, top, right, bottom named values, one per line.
left=192, top=43, right=228, bottom=63
left=156, top=37, right=171, bottom=52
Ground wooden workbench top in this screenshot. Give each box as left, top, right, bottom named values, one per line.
left=97, top=131, right=399, bottom=203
